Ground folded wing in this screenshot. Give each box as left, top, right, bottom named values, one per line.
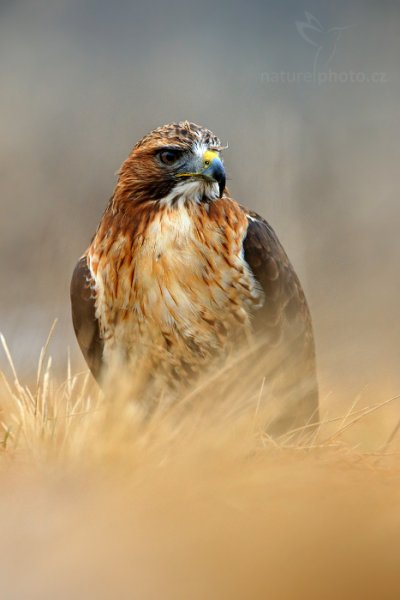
left=242, top=209, right=319, bottom=433
left=70, top=256, right=104, bottom=382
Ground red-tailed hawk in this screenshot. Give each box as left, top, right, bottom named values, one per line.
left=71, top=121, right=318, bottom=432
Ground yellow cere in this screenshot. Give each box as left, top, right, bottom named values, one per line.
left=176, top=150, right=220, bottom=178
left=202, top=150, right=219, bottom=169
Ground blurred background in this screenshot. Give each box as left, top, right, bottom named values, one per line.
left=1, top=0, right=399, bottom=417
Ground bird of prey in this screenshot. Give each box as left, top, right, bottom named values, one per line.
left=71, top=121, right=318, bottom=432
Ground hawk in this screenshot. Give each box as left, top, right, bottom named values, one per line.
left=71, top=121, right=318, bottom=432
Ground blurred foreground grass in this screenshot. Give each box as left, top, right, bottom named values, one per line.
left=1, top=325, right=400, bottom=600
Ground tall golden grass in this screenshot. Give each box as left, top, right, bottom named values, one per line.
left=1, top=323, right=400, bottom=600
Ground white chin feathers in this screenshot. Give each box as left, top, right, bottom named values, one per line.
left=159, top=179, right=220, bottom=208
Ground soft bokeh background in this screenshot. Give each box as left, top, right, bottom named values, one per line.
left=1, top=0, right=399, bottom=416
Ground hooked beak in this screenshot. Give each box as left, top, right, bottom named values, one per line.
left=201, top=151, right=226, bottom=198
left=176, top=150, right=226, bottom=198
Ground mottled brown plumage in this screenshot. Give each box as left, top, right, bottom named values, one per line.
left=71, top=121, right=318, bottom=431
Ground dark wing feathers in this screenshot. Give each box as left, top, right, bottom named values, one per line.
left=243, top=210, right=319, bottom=431
left=243, top=211, right=311, bottom=333
left=70, top=256, right=104, bottom=382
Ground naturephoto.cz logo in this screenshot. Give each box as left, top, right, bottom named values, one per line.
left=260, top=12, right=388, bottom=85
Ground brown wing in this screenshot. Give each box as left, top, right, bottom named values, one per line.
left=242, top=210, right=319, bottom=433
left=70, top=256, right=104, bottom=382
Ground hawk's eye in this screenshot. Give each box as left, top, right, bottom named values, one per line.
left=158, top=149, right=182, bottom=166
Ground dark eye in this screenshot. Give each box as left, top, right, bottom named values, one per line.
left=158, top=149, right=182, bottom=166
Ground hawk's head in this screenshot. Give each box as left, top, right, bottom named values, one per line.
left=116, top=121, right=227, bottom=205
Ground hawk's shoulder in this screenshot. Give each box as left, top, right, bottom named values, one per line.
left=241, top=206, right=313, bottom=342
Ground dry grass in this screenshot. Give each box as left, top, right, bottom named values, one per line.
left=1, top=326, right=400, bottom=600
